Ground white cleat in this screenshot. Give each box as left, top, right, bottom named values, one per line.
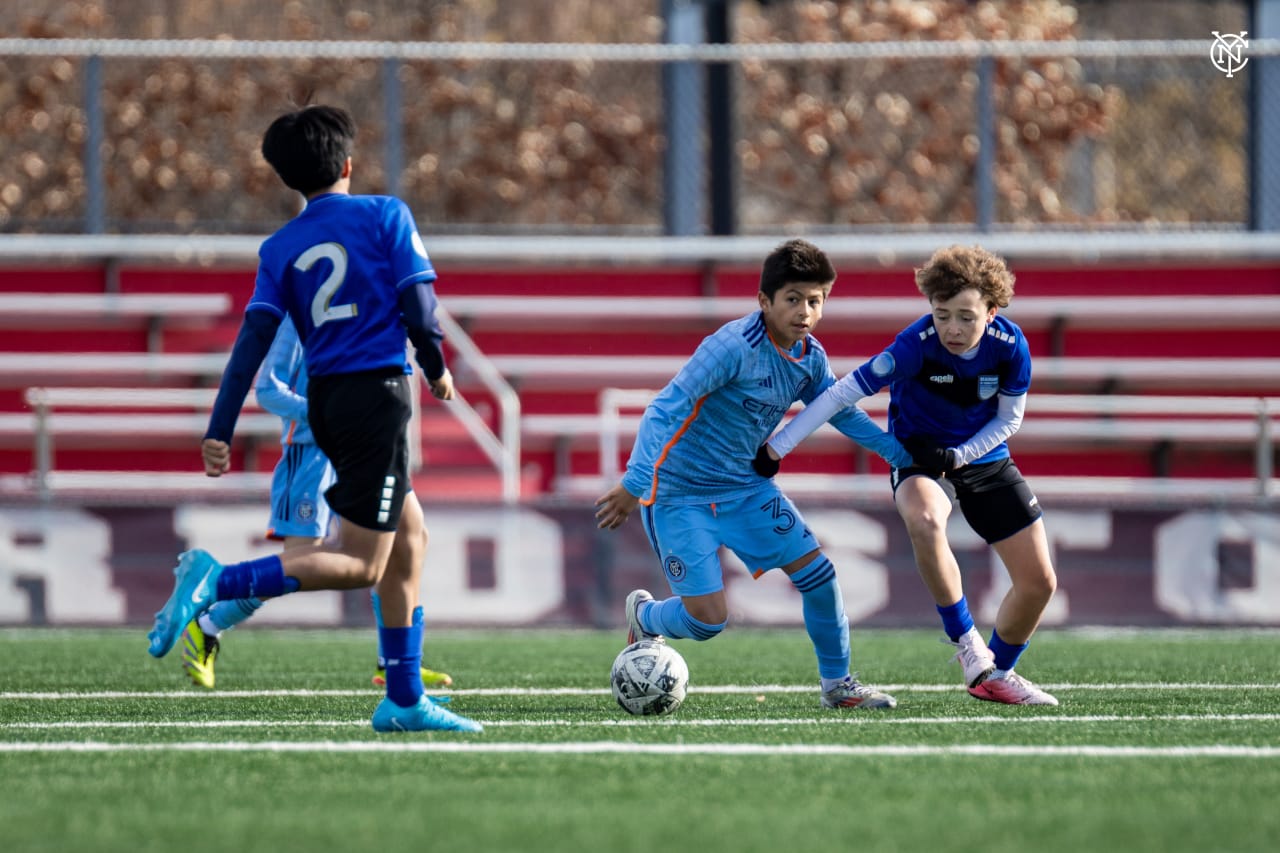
left=949, top=628, right=996, bottom=688
left=968, top=670, right=1059, bottom=706
left=820, top=674, right=897, bottom=710
left=624, top=589, right=662, bottom=645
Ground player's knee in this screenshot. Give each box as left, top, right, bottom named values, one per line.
left=352, top=558, right=384, bottom=587
left=684, top=612, right=726, bottom=641
left=683, top=598, right=728, bottom=630
left=904, top=508, right=947, bottom=542
left=1021, top=566, right=1057, bottom=605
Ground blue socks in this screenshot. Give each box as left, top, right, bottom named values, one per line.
left=989, top=629, right=1028, bottom=672
left=203, top=597, right=263, bottom=633
left=938, top=597, right=1030, bottom=671
left=214, top=555, right=299, bottom=601
left=640, top=596, right=724, bottom=641
left=372, top=592, right=426, bottom=705
left=937, top=596, right=976, bottom=642
left=789, top=554, right=849, bottom=681
left=379, top=618, right=424, bottom=707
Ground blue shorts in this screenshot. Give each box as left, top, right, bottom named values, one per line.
left=637, top=482, right=820, bottom=597
left=267, top=442, right=336, bottom=540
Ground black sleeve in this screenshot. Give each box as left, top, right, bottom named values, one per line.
left=398, top=280, right=447, bottom=382
left=204, top=308, right=281, bottom=442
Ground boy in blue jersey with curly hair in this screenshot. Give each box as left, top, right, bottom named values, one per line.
left=147, top=104, right=480, bottom=733
left=760, top=244, right=1059, bottom=705
left=178, top=317, right=454, bottom=695
left=595, top=238, right=911, bottom=710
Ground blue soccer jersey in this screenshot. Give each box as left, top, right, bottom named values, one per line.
left=852, top=313, right=1031, bottom=462
left=247, top=193, right=437, bottom=377
left=620, top=312, right=911, bottom=505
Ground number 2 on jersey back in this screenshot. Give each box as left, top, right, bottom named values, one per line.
left=295, top=242, right=358, bottom=328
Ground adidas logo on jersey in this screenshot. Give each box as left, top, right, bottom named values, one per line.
left=757, top=376, right=773, bottom=389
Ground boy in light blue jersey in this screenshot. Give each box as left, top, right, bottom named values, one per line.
left=147, top=105, right=479, bottom=733
left=596, top=239, right=911, bottom=710
left=761, top=245, right=1059, bottom=706
left=178, top=318, right=454, bottom=694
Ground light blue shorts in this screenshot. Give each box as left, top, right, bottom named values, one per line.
left=636, top=482, right=820, bottom=597
left=267, top=442, right=336, bottom=540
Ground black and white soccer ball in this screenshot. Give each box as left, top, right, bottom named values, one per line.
left=610, top=639, right=689, bottom=716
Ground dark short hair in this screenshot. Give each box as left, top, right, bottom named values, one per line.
left=759, top=238, right=836, bottom=299
left=261, top=105, right=357, bottom=195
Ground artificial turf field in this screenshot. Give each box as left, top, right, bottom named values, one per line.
left=1, top=626, right=1277, bottom=853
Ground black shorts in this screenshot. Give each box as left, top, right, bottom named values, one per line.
left=307, top=367, right=412, bottom=532
left=891, top=457, right=1042, bottom=545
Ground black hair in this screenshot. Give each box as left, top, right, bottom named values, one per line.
left=261, top=105, right=357, bottom=195
left=758, top=238, right=836, bottom=299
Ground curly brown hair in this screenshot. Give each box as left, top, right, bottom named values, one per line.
left=914, top=245, right=1015, bottom=309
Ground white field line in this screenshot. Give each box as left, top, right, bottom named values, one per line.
left=1, top=741, right=1278, bottom=758
left=4, top=713, right=1280, bottom=731
left=4, top=682, right=1280, bottom=700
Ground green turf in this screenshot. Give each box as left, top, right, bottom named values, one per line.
left=2, top=627, right=1278, bottom=853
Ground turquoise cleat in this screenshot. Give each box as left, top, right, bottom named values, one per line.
left=148, top=550, right=223, bottom=659
left=371, top=695, right=483, bottom=733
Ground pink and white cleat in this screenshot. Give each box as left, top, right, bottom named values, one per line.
left=968, top=670, right=1058, bottom=706
left=949, top=628, right=996, bottom=689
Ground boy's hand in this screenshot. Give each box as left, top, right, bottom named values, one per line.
left=752, top=444, right=781, bottom=478
left=902, top=435, right=957, bottom=475
left=429, top=369, right=454, bottom=400
left=201, top=439, right=231, bottom=477
left=595, top=484, right=640, bottom=530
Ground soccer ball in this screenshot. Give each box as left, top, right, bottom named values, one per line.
left=610, top=639, right=689, bottom=716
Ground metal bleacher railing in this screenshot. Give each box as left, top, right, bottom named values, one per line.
left=1, top=232, right=1279, bottom=503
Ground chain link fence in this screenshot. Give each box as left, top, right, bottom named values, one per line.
left=0, top=7, right=1264, bottom=235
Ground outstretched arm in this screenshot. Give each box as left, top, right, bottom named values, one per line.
left=766, top=371, right=868, bottom=458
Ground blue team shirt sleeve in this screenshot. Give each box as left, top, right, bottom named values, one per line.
left=621, top=332, right=742, bottom=500
left=254, top=318, right=308, bottom=423
left=385, top=198, right=438, bottom=291
left=1003, top=332, right=1033, bottom=395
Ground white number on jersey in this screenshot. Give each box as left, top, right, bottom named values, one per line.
left=296, top=242, right=358, bottom=328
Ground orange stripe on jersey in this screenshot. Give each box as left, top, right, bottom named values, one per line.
left=639, top=395, right=707, bottom=507
left=284, top=420, right=297, bottom=445
left=752, top=568, right=766, bottom=579
left=768, top=331, right=809, bottom=363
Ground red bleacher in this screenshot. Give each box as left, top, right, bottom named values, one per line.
left=1, top=258, right=1277, bottom=499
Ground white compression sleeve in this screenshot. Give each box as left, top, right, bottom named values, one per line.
left=952, top=392, right=1026, bottom=466
left=766, top=372, right=867, bottom=458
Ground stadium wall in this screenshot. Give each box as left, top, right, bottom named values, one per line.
left=1, top=496, right=1277, bottom=629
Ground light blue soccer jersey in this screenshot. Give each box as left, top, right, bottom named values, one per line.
left=850, top=313, right=1032, bottom=463
left=621, top=312, right=911, bottom=505
left=247, top=193, right=437, bottom=377
left=254, top=317, right=313, bottom=446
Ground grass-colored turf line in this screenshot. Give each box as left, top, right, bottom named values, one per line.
left=1, top=626, right=1279, bottom=853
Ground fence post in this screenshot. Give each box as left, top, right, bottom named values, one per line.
left=975, top=53, right=995, bottom=232
left=382, top=57, right=403, bottom=198
left=84, top=54, right=105, bottom=234
left=662, top=0, right=705, bottom=236
left=1252, top=0, right=1280, bottom=230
